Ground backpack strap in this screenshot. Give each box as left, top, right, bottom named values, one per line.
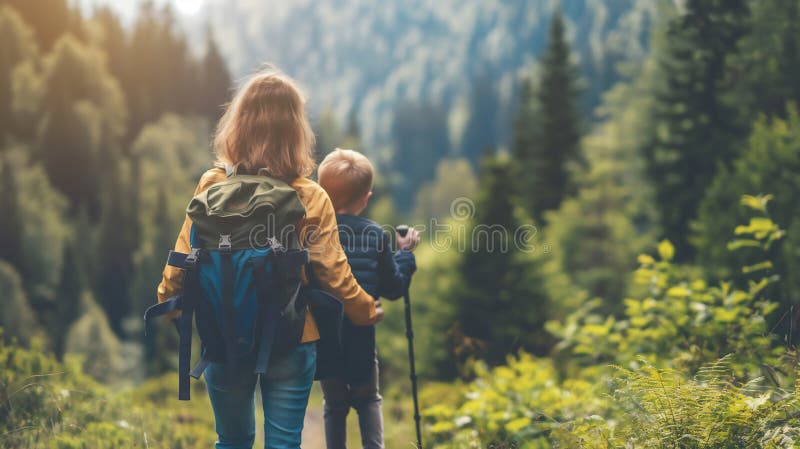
left=176, top=252, right=202, bottom=400
left=251, top=249, right=309, bottom=374
left=218, top=237, right=239, bottom=372
left=166, top=248, right=201, bottom=268
left=143, top=246, right=203, bottom=400
left=142, top=248, right=200, bottom=334
left=143, top=295, right=181, bottom=336
left=190, top=356, right=212, bottom=379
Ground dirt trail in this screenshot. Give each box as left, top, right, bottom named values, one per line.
left=302, top=405, right=326, bottom=448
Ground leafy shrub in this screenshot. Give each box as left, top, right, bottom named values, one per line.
left=548, top=195, right=786, bottom=378
left=0, top=331, right=217, bottom=449
left=553, top=357, right=800, bottom=448
left=694, top=109, right=800, bottom=331
left=428, top=353, right=800, bottom=449
left=424, top=353, right=608, bottom=448
left=426, top=195, right=799, bottom=448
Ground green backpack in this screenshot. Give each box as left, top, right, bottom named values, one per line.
left=145, top=173, right=342, bottom=400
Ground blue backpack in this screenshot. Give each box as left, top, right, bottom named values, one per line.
left=144, top=173, right=341, bottom=400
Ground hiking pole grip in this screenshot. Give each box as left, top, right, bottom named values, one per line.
left=397, top=224, right=409, bottom=237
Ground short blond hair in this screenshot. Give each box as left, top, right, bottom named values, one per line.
left=318, top=148, right=374, bottom=210
left=213, top=67, right=316, bottom=180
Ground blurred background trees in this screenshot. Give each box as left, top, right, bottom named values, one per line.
left=0, top=0, right=228, bottom=378
left=1, top=0, right=800, bottom=446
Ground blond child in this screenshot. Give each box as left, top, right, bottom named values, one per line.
left=317, top=148, right=419, bottom=449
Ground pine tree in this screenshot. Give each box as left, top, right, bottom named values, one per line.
left=512, top=76, right=535, bottom=140
left=643, top=0, right=749, bottom=259
left=514, top=10, right=583, bottom=224
left=199, top=26, right=232, bottom=123
left=451, top=156, right=551, bottom=365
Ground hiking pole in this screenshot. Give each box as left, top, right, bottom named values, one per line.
left=396, top=225, right=423, bottom=449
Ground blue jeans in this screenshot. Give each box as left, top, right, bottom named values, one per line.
left=204, top=343, right=316, bottom=449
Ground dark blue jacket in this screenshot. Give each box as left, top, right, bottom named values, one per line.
left=336, top=213, right=416, bottom=385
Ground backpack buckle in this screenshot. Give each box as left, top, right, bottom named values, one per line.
left=184, top=248, right=200, bottom=267
left=266, top=237, right=285, bottom=252
left=219, top=234, right=232, bottom=253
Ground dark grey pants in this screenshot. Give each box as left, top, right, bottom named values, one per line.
left=320, top=360, right=383, bottom=449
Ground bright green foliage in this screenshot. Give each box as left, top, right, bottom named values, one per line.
left=514, top=10, right=584, bottom=224
left=694, top=110, right=800, bottom=340
left=0, top=332, right=217, bottom=449
left=550, top=196, right=785, bottom=377
left=554, top=357, right=800, bottom=448
left=427, top=196, right=798, bottom=448
left=642, top=0, right=750, bottom=258
left=426, top=353, right=607, bottom=448
left=427, top=354, right=800, bottom=449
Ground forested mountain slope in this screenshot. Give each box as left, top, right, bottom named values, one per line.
left=193, top=0, right=658, bottom=152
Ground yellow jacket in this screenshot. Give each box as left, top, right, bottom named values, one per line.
left=156, top=167, right=378, bottom=342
